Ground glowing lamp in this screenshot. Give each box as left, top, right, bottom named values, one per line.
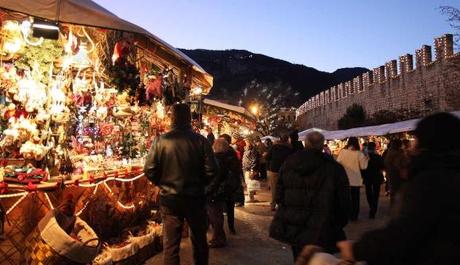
left=32, top=19, right=60, bottom=40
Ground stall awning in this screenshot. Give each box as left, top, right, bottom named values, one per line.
left=0, top=0, right=213, bottom=90
left=261, top=136, right=280, bottom=142
left=298, top=128, right=326, bottom=138
left=300, top=110, right=460, bottom=140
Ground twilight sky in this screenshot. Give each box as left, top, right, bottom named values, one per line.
left=94, top=0, right=457, bottom=72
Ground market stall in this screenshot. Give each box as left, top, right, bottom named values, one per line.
left=299, top=111, right=460, bottom=155
left=0, top=1, right=213, bottom=264
left=201, top=98, right=256, bottom=138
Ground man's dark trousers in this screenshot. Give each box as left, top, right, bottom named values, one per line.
left=160, top=197, right=208, bottom=265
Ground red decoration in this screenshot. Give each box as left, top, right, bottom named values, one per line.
left=0, top=182, right=8, bottom=194
left=146, top=75, right=162, bottom=100
left=26, top=181, right=37, bottom=192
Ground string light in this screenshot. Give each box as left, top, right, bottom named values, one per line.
left=0, top=192, right=28, bottom=199
left=117, top=201, right=135, bottom=210
left=114, top=173, right=145, bottom=182
left=6, top=194, right=28, bottom=215
left=103, top=182, right=113, bottom=194
left=76, top=185, right=98, bottom=216
left=44, top=193, right=54, bottom=209
left=92, top=184, right=99, bottom=195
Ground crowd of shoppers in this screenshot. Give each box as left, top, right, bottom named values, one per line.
left=144, top=104, right=459, bottom=265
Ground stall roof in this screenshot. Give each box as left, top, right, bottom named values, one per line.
left=298, top=128, right=326, bottom=138
left=0, top=0, right=213, bottom=90
left=203, top=99, right=256, bottom=120
left=300, top=110, right=460, bottom=140
left=261, top=136, right=280, bottom=142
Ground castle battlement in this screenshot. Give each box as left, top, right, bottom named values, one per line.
left=296, top=34, right=460, bottom=130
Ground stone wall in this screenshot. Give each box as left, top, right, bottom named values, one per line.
left=296, top=34, right=460, bottom=130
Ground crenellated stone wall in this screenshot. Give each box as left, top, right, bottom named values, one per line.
left=296, top=34, right=460, bottom=130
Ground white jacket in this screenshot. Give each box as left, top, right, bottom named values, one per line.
left=337, top=148, right=369, bottom=187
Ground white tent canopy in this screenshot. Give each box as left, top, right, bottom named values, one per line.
left=298, top=128, right=326, bottom=138
left=300, top=111, right=460, bottom=140
left=0, top=0, right=212, bottom=87
left=261, top=136, right=280, bottom=142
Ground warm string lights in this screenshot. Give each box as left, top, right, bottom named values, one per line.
left=6, top=193, right=28, bottom=215
left=0, top=191, right=28, bottom=199
left=74, top=173, right=144, bottom=216
left=44, top=192, right=54, bottom=210
left=2, top=172, right=145, bottom=216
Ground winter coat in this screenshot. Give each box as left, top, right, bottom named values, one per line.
left=353, top=151, right=460, bottom=265
left=361, top=153, right=385, bottom=185
left=384, top=149, right=409, bottom=193
left=266, top=143, right=294, bottom=173
left=255, top=142, right=268, bottom=163
left=291, top=141, right=305, bottom=152
left=242, top=147, right=259, bottom=172
left=269, top=150, right=351, bottom=252
left=207, top=132, right=215, bottom=146
left=208, top=149, right=243, bottom=202
left=144, top=125, right=219, bottom=206
left=337, top=149, right=368, bottom=187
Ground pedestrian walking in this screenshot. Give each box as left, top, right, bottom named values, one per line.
left=144, top=104, right=218, bottom=265
left=207, top=138, right=240, bottom=248
left=270, top=131, right=350, bottom=262
left=323, top=143, right=332, bottom=156
left=361, top=142, right=384, bottom=219
left=242, top=138, right=260, bottom=202
left=255, top=136, right=269, bottom=180
left=337, top=137, right=368, bottom=221
left=384, top=139, right=409, bottom=206
left=206, top=126, right=215, bottom=146
left=264, top=138, right=273, bottom=150
left=265, top=135, right=293, bottom=211
left=289, top=130, right=305, bottom=152
left=338, top=112, right=460, bottom=265
left=218, top=134, right=243, bottom=234
left=231, top=133, right=246, bottom=207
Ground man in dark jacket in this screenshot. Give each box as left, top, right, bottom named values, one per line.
left=361, top=142, right=385, bottom=219
left=339, top=112, right=460, bottom=265
left=144, top=104, right=218, bottom=265
left=289, top=130, right=304, bottom=152
left=266, top=135, right=293, bottom=210
left=269, top=131, right=350, bottom=261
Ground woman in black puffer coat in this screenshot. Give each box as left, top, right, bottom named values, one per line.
left=207, top=138, right=242, bottom=248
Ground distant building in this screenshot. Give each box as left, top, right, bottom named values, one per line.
left=278, top=107, right=297, bottom=124
left=296, top=34, right=460, bottom=130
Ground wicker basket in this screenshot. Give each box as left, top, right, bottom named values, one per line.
left=24, top=210, right=101, bottom=265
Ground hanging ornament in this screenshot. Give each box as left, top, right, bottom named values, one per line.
left=72, top=42, right=91, bottom=69
left=1, top=21, right=24, bottom=55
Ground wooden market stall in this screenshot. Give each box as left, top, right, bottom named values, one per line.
left=202, top=98, right=256, bottom=138
left=0, top=1, right=213, bottom=264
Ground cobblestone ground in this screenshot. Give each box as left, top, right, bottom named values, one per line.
left=145, top=181, right=390, bottom=265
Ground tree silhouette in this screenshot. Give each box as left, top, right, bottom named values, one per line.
left=440, top=6, right=460, bottom=48
left=338, top=104, right=367, bottom=129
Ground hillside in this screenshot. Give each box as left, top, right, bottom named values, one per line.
left=180, top=49, right=368, bottom=107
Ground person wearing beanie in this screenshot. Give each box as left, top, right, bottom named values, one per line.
left=338, top=112, right=460, bottom=265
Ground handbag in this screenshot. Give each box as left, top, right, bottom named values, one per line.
left=248, top=170, right=260, bottom=181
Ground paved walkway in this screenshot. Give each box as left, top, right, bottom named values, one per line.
left=145, top=182, right=390, bottom=265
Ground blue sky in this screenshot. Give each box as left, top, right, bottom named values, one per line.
left=94, top=0, right=457, bottom=72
